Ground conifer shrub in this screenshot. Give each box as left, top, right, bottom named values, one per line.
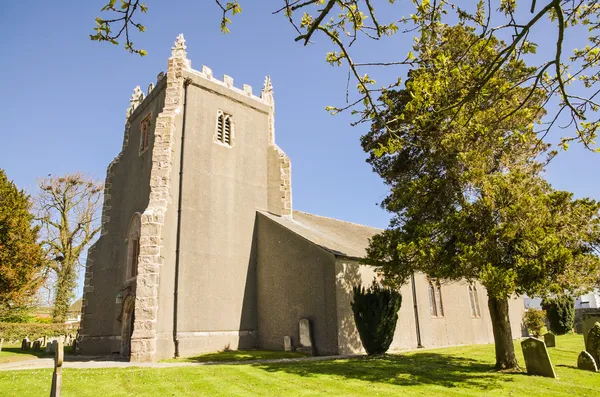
left=524, top=308, right=547, bottom=337
left=586, top=322, right=600, bottom=366
left=541, top=295, right=575, bottom=335
left=351, top=282, right=402, bottom=355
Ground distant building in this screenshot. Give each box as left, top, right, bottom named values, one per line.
left=78, top=35, right=526, bottom=362
left=66, top=299, right=82, bottom=323
left=523, top=290, right=600, bottom=310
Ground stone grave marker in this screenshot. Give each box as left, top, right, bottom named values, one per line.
left=297, top=318, right=315, bottom=355
left=32, top=341, right=41, bottom=350
left=577, top=350, right=598, bottom=372
left=21, top=337, right=29, bottom=351
left=583, top=317, right=600, bottom=350
left=50, top=340, right=64, bottom=397
left=46, top=339, right=57, bottom=354
left=521, top=337, right=557, bottom=378
left=587, top=322, right=600, bottom=366
left=0, top=338, right=3, bottom=352
left=284, top=336, right=292, bottom=352
left=43, top=336, right=47, bottom=347
left=544, top=333, right=556, bottom=348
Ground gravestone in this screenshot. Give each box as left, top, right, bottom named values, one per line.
left=577, top=350, right=598, bottom=372
left=544, top=333, right=556, bottom=348
left=43, top=336, right=47, bottom=347
left=283, top=336, right=292, bottom=352
left=46, top=340, right=56, bottom=354
left=296, top=318, right=315, bottom=355
left=50, top=340, right=63, bottom=397
left=583, top=317, right=600, bottom=350
left=25, top=341, right=31, bottom=350
left=586, top=322, right=600, bottom=366
left=21, top=337, right=29, bottom=351
left=521, top=337, right=557, bottom=378
left=0, top=338, right=3, bottom=352
left=32, top=341, right=41, bottom=350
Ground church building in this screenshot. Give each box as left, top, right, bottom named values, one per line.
left=79, top=35, right=526, bottom=362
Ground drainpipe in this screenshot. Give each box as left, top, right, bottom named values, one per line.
left=411, top=272, right=424, bottom=348
left=173, top=77, right=192, bottom=358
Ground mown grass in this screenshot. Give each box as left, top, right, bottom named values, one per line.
left=0, top=345, right=49, bottom=364
left=163, top=349, right=309, bottom=363
left=0, top=335, right=598, bottom=396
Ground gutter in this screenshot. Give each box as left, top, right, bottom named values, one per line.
left=173, top=77, right=192, bottom=358
left=411, top=272, right=424, bottom=348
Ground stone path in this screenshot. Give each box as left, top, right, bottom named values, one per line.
left=0, top=354, right=357, bottom=372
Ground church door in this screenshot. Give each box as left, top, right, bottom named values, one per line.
left=120, top=295, right=135, bottom=359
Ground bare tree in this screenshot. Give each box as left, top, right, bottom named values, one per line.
left=36, top=173, right=103, bottom=323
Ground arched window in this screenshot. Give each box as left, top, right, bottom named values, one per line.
left=126, top=213, right=141, bottom=279
left=428, top=279, right=444, bottom=317
left=468, top=283, right=481, bottom=318
left=215, top=110, right=233, bottom=146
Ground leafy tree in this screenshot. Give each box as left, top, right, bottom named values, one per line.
left=361, top=25, right=600, bottom=370
left=541, top=295, right=575, bottom=335
left=0, top=170, right=46, bottom=319
left=524, top=308, right=547, bottom=337
left=351, top=280, right=402, bottom=355
left=92, top=1, right=600, bottom=150
left=35, top=174, right=103, bottom=323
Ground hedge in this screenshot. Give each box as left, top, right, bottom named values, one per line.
left=0, top=322, right=79, bottom=342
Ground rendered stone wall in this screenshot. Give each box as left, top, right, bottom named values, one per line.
left=334, top=261, right=526, bottom=354
left=256, top=213, right=340, bottom=355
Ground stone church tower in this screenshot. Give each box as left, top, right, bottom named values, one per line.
left=79, top=35, right=292, bottom=361
left=80, top=35, right=526, bottom=362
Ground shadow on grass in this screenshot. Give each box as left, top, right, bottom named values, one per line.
left=173, top=350, right=310, bottom=363
left=1, top=347, right=49, bottom=359
left=254, top=352, right=513, bottom=390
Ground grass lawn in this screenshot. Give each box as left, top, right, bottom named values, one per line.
left=0, top=345, right=51, bottom=364
left=163, top=349, right=309, bottom=363
left=1, top=334, right=599, bottom=396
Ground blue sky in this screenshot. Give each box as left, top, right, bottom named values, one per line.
left=0, top=2, right=598, bottom=232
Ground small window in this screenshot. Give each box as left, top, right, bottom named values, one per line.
left=468, top=283, right=481, bottom=318
left=126, top=214, right=141, bottom=280
left=215, top=110, right=233, bottom=146
left=130, top=238, right=139, bottom=278
left=428, top=279, right=444, bottom=317
left=139, top=112, right=152, bottom=154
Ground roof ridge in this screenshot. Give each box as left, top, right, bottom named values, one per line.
left=293, top=210, right=382, bottom=231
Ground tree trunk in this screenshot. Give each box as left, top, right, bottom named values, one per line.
left=52, top=259, right=77, bottom=323
left=487, top=295, right=519, bottom=370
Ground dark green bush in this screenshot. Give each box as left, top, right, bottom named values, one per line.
left=0, top=322, right=78, bottom=342
left=351, top=282, right=402, bottom=356
left=541, top=295, right=575, bottom=335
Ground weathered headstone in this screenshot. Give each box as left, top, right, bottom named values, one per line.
left=46, top=339, right=57, bottom=354
left=21, top=337, right=29, bottom=351
left=0, top=338, right=4, bottom=352
left=583, top=317, right=600, bottom=350
left=50, top=340, right=63, bottom=397
left=32, top=341, right=41, bottom=350
left=544, top=333, right=556, bottom=348
left=577, top=350, right=598, bottom=372
left=283, top=336, right=292, bottom=352
left=586, top=322, right=600, bottom=366
left=521, top=337, right=557, bottom=378
left=43, top=336, right=47, bottom=347
left=296, top=318, right=315, bottom=355
left=25, top=341, right=31, bottom=350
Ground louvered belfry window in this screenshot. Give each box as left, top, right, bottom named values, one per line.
left=216, top=110, right=233, bottom=146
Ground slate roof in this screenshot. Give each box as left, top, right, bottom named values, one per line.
left=259, top=210, right=382, bottom=260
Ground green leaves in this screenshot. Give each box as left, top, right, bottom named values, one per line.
left=362, top=25, right=600, bottom=304
left=91, top=1, right=148, bottom=56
